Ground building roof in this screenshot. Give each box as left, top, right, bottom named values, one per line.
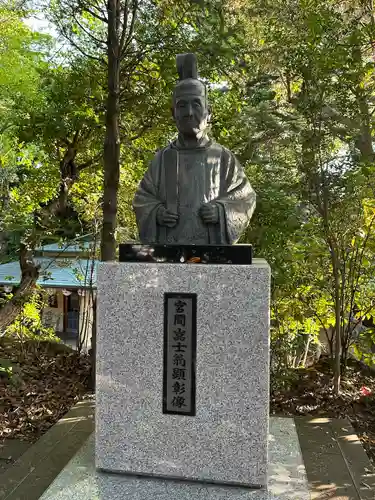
left=0, top=257, right=98, bottom=289
left=36, top=241, right=93, bottom=253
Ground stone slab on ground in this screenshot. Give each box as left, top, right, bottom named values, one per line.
left=0, top=440, right=31, bottom=475
left=41, top=417, right=309, bottom=500
left=0, top=399, right=94, bottom=500
left=3, top=406, right=373, bottom=500
left=295, top=416, right=375, bottom=500
left=97, top=260, right=270, bottom=487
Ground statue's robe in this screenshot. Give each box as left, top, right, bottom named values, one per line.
left=133, top=138, right=256, bottom=245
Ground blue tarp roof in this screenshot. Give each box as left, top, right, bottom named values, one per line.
left=36, top=241, right=92, bottom=253
left=0, top=257, right=98, bottom=288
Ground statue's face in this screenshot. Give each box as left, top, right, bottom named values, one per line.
left=173, top=94, right=208, bottom=138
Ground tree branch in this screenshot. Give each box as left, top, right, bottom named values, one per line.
left=72, top=13, right=107, bottom=47
left=77, top=2, right=108, bottom=23
left=57, top=20, right=106, bottom=64
left=122, top=0, right=138, bottom=55
left=76, top=153, right=102, bottom=172
left=119, top=0, right=129, bottom=50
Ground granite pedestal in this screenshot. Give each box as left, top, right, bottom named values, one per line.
left=40, top=418, right=310, bottom=499
left=96, top=259, right=270, bottom=488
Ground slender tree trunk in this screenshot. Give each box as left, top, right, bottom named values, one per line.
left=89, top=295, right=97, bottom=391
left=356, top=90, right=374, bottom=163
left=0, top=185, right=10, bottom=257
left=302, top=334, right=311, bottom=368
left=325, top=328, right=334, bottom=360
left=101, top=0, right=120, bottom=262
left=342, top=340, right=349, bottom=372
left=351, top=40, right=375, bottom=163
left=332, top=248, right=342, bottom=395
left=87, top=233, right=98, bottom=388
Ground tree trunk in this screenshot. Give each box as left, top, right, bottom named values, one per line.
left=332, top=248, right=342, bottom=395
left=325, top=327, right=334, bottom=361
left=101, top=0, right=121, bottom=262
left=302, top=334, right=311, bottom=368
left=88, top=295, right=97, bottom=391
left=356, top=90, right=374, bottom=163
left=351, top=40, right=375, bottom=163
left=0, top=186, right=10, bottom=257
left=0, top=244, right=39, bottom=333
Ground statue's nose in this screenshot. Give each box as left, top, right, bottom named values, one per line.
left=186, top=103, right=193, bottom=116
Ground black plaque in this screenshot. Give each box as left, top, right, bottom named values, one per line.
left=163, top=293, right=197, bottom=416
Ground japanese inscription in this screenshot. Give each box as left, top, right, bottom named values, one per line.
left=163, top=293, right=197, bottom=416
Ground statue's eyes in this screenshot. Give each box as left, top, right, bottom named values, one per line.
left=193, top=101, right=202, bottom=108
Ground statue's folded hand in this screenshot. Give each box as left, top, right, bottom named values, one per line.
left=156, top=205, right=179, bottom=227
left=199, top=203, right=219, bottom=224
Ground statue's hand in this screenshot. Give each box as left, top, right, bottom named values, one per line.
left=156, top=205, right=179, bottom=227
left=199, top=203, right=219, bottom=224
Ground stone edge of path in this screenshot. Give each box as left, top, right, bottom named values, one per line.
left=0, top=398, right=94, bottom=500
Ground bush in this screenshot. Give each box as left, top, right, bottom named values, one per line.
left=4, top=289, right=60, bottom=343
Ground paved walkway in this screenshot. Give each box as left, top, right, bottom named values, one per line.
left=0, top=440, right=31, bottom=476
left=295, top=417, right=375, bottom=499
left=0, top=405, right=374, bottom=500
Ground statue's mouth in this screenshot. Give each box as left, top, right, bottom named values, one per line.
left=183, top=120, right=200, bottom=128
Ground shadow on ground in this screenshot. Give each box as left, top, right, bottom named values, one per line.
left=295, top=416, right=375, bottom=500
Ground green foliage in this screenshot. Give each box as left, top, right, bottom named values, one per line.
left=1, top=0, right=375, bottom=396
left=353, top=327, right=375, bottom=369
left=0, top=358, right=13, bottom=378
left=0, top=356, right=22, bottom=386
left=206, top=1, right=375, bottom=386
left=5, top=289, right=60, bottom=342
left=0, top=8, right=50, bottom=113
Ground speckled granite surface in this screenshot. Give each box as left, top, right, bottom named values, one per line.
left=40, top=418, right=310, bottom=500
left=96, top=260, right=270, bottom=487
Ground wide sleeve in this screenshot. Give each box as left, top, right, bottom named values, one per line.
left=216, top=149, right=256, bottom=244
left=132, top=152, right=163, bottom=244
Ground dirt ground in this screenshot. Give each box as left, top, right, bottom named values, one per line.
left=0, top=337, right=91, bottom=442
left=270, top=356, right=375, bottom=465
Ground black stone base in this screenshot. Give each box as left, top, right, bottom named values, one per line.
left=119, top=244, right=252, bottom=265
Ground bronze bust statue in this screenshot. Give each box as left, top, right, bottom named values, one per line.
left=133, top=53, right=256, bottom=245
